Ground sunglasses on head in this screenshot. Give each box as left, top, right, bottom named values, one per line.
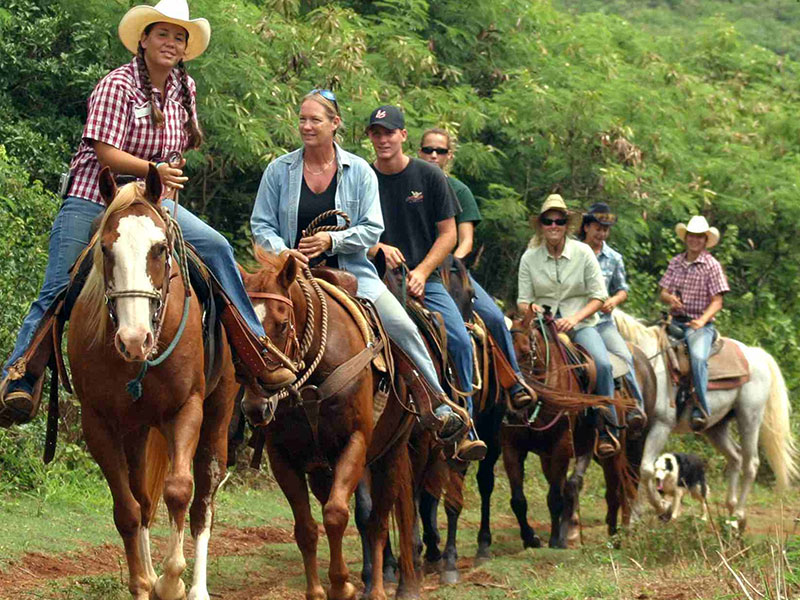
left=420, top=146, right=449, bottom=155
left=541, top=216, right=568, bottom=226
left=309, top=88, right=339, bottom=113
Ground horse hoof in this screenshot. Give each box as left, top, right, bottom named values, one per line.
left=327, top=582, right=357, bottom=600
left=523, top=535, right=541, bottom=549
left=423, top=558, right=443, bottom=574
left=186, top=588, right=210, bottom=600
left=439, top=570, right=460, bottom=585
left=474, top=551, right=491, bottom=567
left=395, top=588, right=420, bottom=600
left=659, top=512, right=672, bottom=523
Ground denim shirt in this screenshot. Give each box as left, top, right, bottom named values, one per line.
left=251, top=143, right=387, bottom=302
left=596, top=242, right=629, bottom=324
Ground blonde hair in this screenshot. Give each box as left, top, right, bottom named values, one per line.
left=527, top=210, right=581, bottom=248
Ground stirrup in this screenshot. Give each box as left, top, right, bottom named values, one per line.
left=595, top=429, right=621, bottom=459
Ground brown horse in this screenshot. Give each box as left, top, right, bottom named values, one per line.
left=240, top=250, right=418, bottom=600
left=501, top=307, right=639, bottom=549
left=67, top=166, right=238, bottom=600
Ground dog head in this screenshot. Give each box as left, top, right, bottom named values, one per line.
left=654, top=453, right=678, bottom=494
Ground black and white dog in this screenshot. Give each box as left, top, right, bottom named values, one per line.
left=653, top=452, right=709, bottom=521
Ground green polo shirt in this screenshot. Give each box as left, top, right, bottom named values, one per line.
left=448, top=176, right=482, bottom=225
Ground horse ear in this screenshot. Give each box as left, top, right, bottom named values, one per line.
left=98, top=167, right=117, bottom=206
left=144, top=163, right=163, bottom=204
left=522, top=305, right=535, bottom=329
left=279, top=254, right=298, bottom=288
left=373, top=248, right=386, bottom=280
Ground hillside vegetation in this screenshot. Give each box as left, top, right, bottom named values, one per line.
left=1, top=0, right=799, bottom=399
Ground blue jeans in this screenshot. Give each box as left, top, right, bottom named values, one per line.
left=596, top=319, right=644, bottom=409
left=3, top=197, right=264, bottom=393
left=674, top=321, right=715, bottom=415
left=571, top=324, right=618, bottom=428
left=469, top=275, right=523, bottom=395
left=424, top=280, right=474, bottom=420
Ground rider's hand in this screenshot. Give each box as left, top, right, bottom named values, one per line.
left=376, top=243, right=406, bottom=269
left=156, top=159, right=188, bottom=190
left=688, top=318, right=706, bottom=330
left=529, top=303, right=544, bottom=315
left=601, top=298, right=617, bottom=314
left=554, top=315, right=579, bottom=333
left=298, top=232, right=332, bottom=259
left=667, top=293, right=684, bottom=311
left=285, top=249, right=310, bottom=265
left=406, top=268, right=428, bottom=299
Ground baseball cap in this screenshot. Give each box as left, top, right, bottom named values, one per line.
left=367, top=105, right=405, bottom=130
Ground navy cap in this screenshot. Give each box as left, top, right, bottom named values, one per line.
left=367, top=105, right=405, bottom=130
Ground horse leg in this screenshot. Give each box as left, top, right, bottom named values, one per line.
left=125, top=426, right=159, bottom=591
left=502, top=441, right=541, bottom=549
left=419, top=489, right=443, bottom=573
left=732, top=410, right=761, bottom=529
left=322, top=430, right=367, bottom=600
left=440, top=468, right=465, bottom=584
left=704, top=419, right=742, bottom=517
left=153, top=400, right=203, bottom=600
left=82, top=409, right=151, bottom=600
left=564, top=451, right=591, bottom=546
left=355, top=477, right=375, bottom=594
left=475, top=428, right=502, bottom=563
left=541, top=451, right=570, bottom=549
left=634, top=420, right=672, bottom=519
left=600, top=455, right=622, bottom=537
left=187, top=376, right=236, bottom=600
left=268, top=440, right=325, bottom=600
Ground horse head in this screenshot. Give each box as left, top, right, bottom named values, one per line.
left=239, top=249, right=302, bottom=424
left=442, top=255, right=474, bottom=321
left=81, top=165, right=172, bottom=361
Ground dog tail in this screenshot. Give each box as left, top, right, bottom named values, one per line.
left=759, top=349, right=800, bottom=492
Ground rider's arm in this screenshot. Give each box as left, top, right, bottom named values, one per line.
left=415, top=217, right=456, bottom=278
left=517, top=248, right=536, bottom=314
left=93, top=142, right=186, bottom=190
left=694, top=294, right=724, bottom=327
left=251, top=161, right=290, bottom=253
left=327, top=165, right=384, bottom=255
left=659, top=286, right=682, bottom=310
left=454, top=221, right=474, bottom=260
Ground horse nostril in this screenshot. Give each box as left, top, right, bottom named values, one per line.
left=143, top=331, right=154, bottom=351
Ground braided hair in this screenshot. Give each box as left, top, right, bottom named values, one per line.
left=176, top=59, right=204, bottom=148
left=136, top=42, right=166, bottom=129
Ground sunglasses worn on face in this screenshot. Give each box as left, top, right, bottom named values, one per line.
left=309, top=88, right=339, bottom=113
left=541, top=217, right=568, bottom=226
left=420, top=146, right=449, bottom=155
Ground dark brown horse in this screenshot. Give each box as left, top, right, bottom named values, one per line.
left=501, top=307, right=642, bottom=549
left=67, top=166, right=238, bottom=600
left=240, top=250, right=419, bottom=600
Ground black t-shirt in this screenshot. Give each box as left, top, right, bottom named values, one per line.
left=372, top=158, right=460, bottom=277
left=296, top=173, right=338, bottom=268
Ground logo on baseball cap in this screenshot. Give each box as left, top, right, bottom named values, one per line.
left=367, top=105, right=405, bottom=130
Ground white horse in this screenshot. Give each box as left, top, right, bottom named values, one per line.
left=613, top=310, right=799, bottom=528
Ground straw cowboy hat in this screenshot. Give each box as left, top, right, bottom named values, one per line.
left=119, top=0, right=211, bottom=62
left=675, top=215, right=720, bottom=248
left=531, top=194, right=582, bottom=230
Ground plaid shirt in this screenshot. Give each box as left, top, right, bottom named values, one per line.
left=68, top=58, right=196, bottom=205
left=596, top=242, right=629, bottom=323
left=659, top=250, right=729, bottom=320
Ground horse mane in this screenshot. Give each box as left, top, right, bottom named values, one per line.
left=78, top=182, right=148, bottom=348
left=612, top=309, right=657, bottom=345
left=252, top=245, right=285, bottom=271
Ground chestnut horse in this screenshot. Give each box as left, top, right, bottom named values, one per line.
left=240, top=250, right=418, bottom=600
left=67, top=167, right=238, bottom=600
left=501, top=307, right=639, bottom=549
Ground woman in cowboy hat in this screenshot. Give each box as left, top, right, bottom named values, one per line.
left=0, top=0, right=273, bottom=425
left=659, top=215, right=729, bottom=431
left=517, top=194, right=621, bottom=458
left=579, top=202, right=647, bottom=431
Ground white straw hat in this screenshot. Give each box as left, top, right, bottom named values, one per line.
left=118, top=0, right=210, bottom=62
left=675, top=215, right=720, bottom=248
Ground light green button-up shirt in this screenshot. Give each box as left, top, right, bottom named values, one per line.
left=517, top=237, right=608, bottom=330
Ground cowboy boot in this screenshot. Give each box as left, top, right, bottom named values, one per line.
left=595, top=405, right=621, bottom=459
left=0, top=373, right=39, bottom=428
left=508, top=378, right=537, bottom=411
left=434, top=394, right=487, bottom=462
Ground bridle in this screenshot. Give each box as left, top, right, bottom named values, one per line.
left=246, top=289, right=303, bottom=373
left=103, top=198, right=177, bottom=354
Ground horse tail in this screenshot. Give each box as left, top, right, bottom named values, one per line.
left=759, top=349, right=800, bottom=492
left=145, top=428, right=170, bottom=525
left=393, top=447, right=417, bottom=591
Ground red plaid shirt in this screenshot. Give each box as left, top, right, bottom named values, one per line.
left=68, top=58, right=197, bottom=205
left=659, top=250, right=729, bottom=320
